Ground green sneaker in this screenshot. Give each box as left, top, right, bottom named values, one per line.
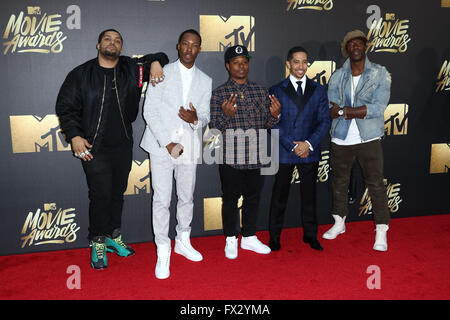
left=106, top=229, right=135, bottom=257
left=90, top=236, right=107, bottom=270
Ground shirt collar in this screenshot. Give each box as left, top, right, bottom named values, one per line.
left=227, top=78, right=250, bottom=88
left=177, top=59, right=195, bottom=73
left=289, top=74, right=307, bottom=90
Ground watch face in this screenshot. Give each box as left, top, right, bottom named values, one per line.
left=338, top=109, right=344, bottom=116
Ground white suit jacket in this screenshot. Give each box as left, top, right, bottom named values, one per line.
left=140, top=60, right=212, bottom=164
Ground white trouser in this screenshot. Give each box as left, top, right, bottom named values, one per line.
left=150, top=153, right=197, bottom=248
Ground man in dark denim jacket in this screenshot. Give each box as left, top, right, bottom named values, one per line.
left=322, top=30, right=392, bottom=252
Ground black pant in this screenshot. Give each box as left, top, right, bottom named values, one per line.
left=269, top=162, right=319, bottom=240
left=219, top=164, right=263, bottom=237
left=81, top=146, right=132, bottom=240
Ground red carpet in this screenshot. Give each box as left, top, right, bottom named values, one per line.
left=1, top=214, right=449, bottom=300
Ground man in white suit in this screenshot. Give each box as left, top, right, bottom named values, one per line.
left=140, top=29, right=212, bottom=279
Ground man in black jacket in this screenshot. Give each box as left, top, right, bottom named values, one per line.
left=56, top=29, right=168, bottom=270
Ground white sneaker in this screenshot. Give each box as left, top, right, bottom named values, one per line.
left=322, top=215, right=346, bottom=240
left=241, top=236, right=271, bottom=254
left=155, top=245, right=171, bottom=279
left=373, top=224, right=389, bottom=252
left=225, top=236, right=238, bottom=259
left=174, top=232, right=203, bottom=262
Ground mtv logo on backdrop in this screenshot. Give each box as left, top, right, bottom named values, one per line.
left=384, top=104, right=408, bottom=136
left=285, top=61, right=336, bottom=85
left=385, top=13, right=395, bottom=20
left=21, top=202, right=80, bottom=248
left=27, top=6, right=41, bottom=15
left=9, top=115, right=70, bottom=153
left=2, top=5, right=81, bottom=54
left=199, top=15, right=255, bottom=52
left=429, top=143, right=450, bottom=174
left=44, top=203, right=57, bottom=211
left=203, top=196, right=243, bottom=231
left=124, top=160, right=151, bottom=195
left=307, top=61, right=336, bottom=85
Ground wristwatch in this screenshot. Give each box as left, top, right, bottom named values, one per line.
left=338, top=108, right=344, bottom=117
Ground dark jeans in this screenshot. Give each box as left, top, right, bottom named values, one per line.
left=269, top=162, right=319, bottom=240
left=218, top=164, right=263, bottom=237
left=81, top=146, right=132, bottom=240
left=330, top=140, right=390, bottom=225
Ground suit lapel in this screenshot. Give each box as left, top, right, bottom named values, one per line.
left=293, top=78, right=317, bottom=122
left=169, top=62, right=184, bottom=108
left=281, top=79, right=299, bottom=105
left=303, top=78, right=316, bottom=102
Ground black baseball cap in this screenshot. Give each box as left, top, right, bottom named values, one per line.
left=224, top=45, right=252, bottom=63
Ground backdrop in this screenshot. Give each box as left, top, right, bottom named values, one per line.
left=1, top=0, right=449, bottom=255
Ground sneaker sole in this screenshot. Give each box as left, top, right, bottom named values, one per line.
left=174, top=246, right=203, bottom=262
left=240, top=244, right=271, bottom=254
left=155, top=272, right=170, bottom=280
left=225, top=251, right=238, bottom=259
left=107, top=246, right=134, bottom=257
left=90, top=262, right=107, bottom=270
left=322, top=229, right=345, bottom=240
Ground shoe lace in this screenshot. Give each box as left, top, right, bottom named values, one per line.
left=94, top=242, right=105, bottom=259
left=113, top=235, right=127, bottom=248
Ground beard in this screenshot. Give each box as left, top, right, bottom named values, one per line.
left=99, top=45, right=120, bottom=59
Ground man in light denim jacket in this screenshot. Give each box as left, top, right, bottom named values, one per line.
left=322, top=30, right=392, bottom=251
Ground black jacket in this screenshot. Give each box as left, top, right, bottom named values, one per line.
left=55, top=52, right=169, bottom=151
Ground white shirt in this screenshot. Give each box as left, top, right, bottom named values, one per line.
left=177, top=59, right=195, bottom=106
left=176, top=59, right=201, bottom=131
left=289, top=74, right=306, bottom=95
left=289, top=74, right=313, bottom=152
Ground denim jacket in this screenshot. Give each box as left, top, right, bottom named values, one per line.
left=328, top=56, right=391, bottom=141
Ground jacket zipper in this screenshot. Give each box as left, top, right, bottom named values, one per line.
left=91, top=76, right=107, bottom=148
left=113, top=67, right=130, bottom=140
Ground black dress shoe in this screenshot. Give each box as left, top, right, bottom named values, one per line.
left=269, top=238, right=281, bottom=251
left=302, top=237, right=323, bottom=251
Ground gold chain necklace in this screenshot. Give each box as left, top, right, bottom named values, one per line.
left=236, top=86, right=245, bottom=100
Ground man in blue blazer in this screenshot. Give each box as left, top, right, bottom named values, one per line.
left=268, top=46, right=330, bottom=251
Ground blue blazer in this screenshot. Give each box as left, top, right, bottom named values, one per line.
left=270, top=77, right=330, bottom=164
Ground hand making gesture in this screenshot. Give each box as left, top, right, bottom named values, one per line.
left=221, top=94, right=238, bottom=117
left=178, top=102, right=198, bottom=124
left=269, top=94, right=281, bottom=118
